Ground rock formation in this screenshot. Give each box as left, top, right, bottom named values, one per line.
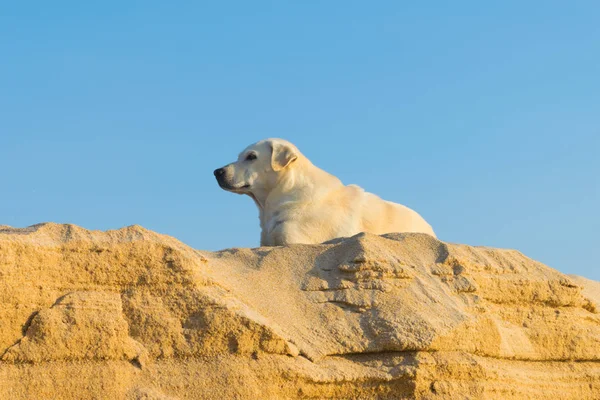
left=0, top=223, right=598, bottom=399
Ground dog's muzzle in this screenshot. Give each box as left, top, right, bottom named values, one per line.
left=214, top=168, right=228, bottom=187
left=214, top=166, right=250, bottom=191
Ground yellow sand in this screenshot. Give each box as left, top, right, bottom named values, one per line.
left=0, top=223, right=598, bottom=399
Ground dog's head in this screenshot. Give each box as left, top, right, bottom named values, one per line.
left=214, top=138, right=299, bottom=196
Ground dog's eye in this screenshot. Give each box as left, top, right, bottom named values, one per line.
left=246, top=153, right=257, bottom=161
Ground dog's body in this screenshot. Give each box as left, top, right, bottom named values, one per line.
left=214, top=139, right=435, bottom=246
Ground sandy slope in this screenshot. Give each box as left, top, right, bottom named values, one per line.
left=0, top=223, right=598, bottom=399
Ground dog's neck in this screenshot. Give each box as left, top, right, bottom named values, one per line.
left=250, top=158, right=342, bottom=227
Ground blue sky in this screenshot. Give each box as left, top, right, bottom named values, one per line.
left=1, top=2, right=598, bottom=280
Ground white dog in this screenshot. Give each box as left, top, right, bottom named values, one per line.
left=214, top=138, right=435, bottom=246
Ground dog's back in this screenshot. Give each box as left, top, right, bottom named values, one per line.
left=352, top=187, right=436, bottom=238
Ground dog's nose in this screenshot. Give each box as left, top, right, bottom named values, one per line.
left=214, top=168, right=225, bottom=177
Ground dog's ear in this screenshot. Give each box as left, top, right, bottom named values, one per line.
left=270, top=141, right=298, bottom=171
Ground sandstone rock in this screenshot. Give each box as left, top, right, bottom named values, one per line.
left=0, top=223, right=598, bottom=399
left=2, top=291, right=146, bottom=364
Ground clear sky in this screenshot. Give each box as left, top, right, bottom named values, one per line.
left=1, top=2, right=598, bottom=280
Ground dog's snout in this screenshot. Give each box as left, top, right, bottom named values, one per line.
left=214, top=168, right=225, bottom=177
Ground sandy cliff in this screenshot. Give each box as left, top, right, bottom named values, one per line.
left=0, top=223, right=598, bottom=399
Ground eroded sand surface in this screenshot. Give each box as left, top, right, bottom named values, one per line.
left=1, top=223, right=598, bottom=399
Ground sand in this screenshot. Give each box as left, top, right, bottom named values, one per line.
left=0, top=223, right=598, bottom=399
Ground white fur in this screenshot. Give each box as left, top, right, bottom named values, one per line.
left=215, top=138, right=436, bottom=246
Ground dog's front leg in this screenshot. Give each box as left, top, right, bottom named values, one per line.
left=265, top=221, right=312, bottom=246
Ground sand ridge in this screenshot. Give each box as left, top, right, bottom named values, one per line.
left=1, top=223, right=599, bottom=399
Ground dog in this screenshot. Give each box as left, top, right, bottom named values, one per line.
left=214, top=138, right=436, bottom=246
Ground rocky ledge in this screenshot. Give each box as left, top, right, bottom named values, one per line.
left=0, top=223, right=598, bottom=399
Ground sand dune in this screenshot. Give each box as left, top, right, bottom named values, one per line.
left=1, top=223, right=598, bottom=399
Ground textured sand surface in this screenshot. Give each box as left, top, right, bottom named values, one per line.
left=0, top=223, right=598, bottom=399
